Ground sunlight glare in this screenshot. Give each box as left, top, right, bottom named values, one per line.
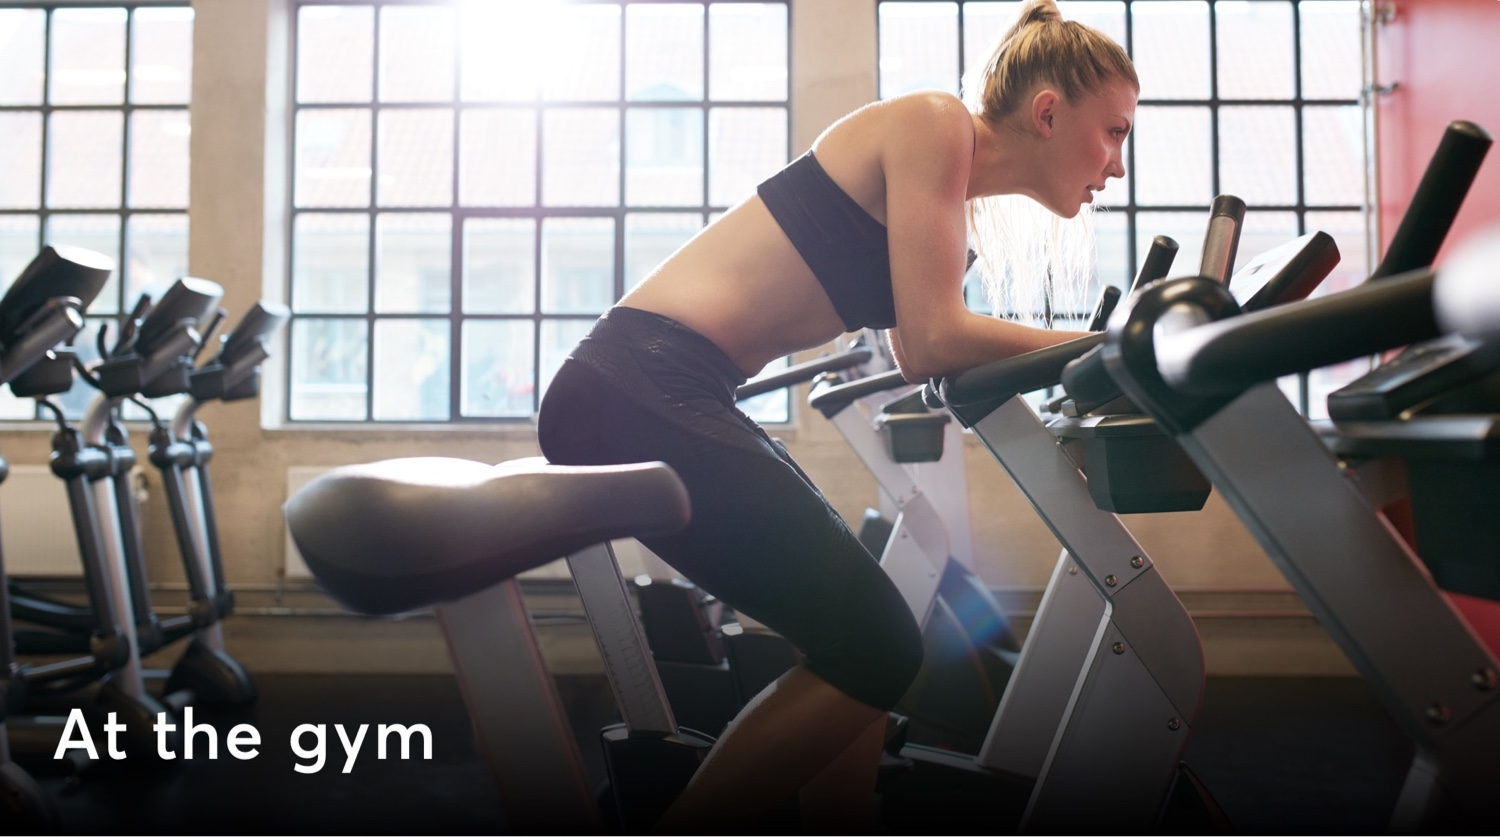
left=459, top=0, right=565, bottom=101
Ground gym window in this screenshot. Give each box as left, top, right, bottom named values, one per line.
left=0, top=3, right=194, bottom=421
left=877, top=0, right=1370, bottom=417
left=285, top=0, right=792, bottom=424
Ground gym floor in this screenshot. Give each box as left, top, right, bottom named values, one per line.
left=19, top=673, right=1413, bottom=835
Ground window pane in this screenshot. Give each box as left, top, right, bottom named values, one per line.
left=128, top=109, right=192, bottom=208
left=0, top=113, right=42, bottom=209
left=1219, top=106, right=1297, bottom=205
left=461, top=319, right=534, bottom=417
left=1303, top=105, right=1364, bottom=206
left=0, top=9, right=45, bottom=105
left=626, top=4, right=704, bottom=101
left=130, top=7, right=193, bottom=105
left=543, top=4, right=621, bottom=102
left=709, top=107, right=786, bottom=207
left=373, top=319, right=449, bottom=420
left=46, top=214, right=121, bottom=314
left=379, top=5, right=455, bottom=103
left=1216, top=1, right=1295, bottom=100
left=1133, top=2, right=1210, bottom=100
left=0, top=386, right=35, bottom=420
left=0, top=216, right=42, bottom=290
left=50, top=8, right=126, bottom=106
left=295, top=108, right=372, bottom=207
left=375, top=213, right=451, bottom=314
left=963, top=3, right=1018, bottom=83
left=460, top=3, right=543, bottom=101
left=739, top=356, right=789, bottom=422
left=1132, top=106, right=1212, bottom=206
left=542, top=109, right=620, bottom=207
left=627, top=108, right=704, bottom=206
left=125, top=214, right=188, bottom=304
left=709, top=4, right=787, bottom=101
left=1234, top=210, right=1300, bottom=284
left=626, top=213, right=701, bottom=290
left=297, top=6, right=373, bottom=103
left=1136, top=211, right=1210, bottom=282
left=460, top=109, right=536, bottom=206
left=377, top=108, right=454, bottom=207
left=880, top=2, right=958, bottom=98
left=1057, top=1, right=1126, bottom=43
left=47, top=111, right=124, bottom=209
left=1301, top=1, right=1362, bottom=100
left=1094, top=209, right=1131, bottom=290
left=539, top=318, right=593, bottom=399
left=290, top=317, right=368, bottom=420
left=293, top=213, right=369, bottom=313
left=541, top=218, right=614, bottom=314
left=464, top=218, right=534, bottom=314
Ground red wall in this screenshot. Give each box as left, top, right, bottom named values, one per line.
left=1376, top=0, right=1500, bottom=652
left=1377, top=0, right=1500, bottom=263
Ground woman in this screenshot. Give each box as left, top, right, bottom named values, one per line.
left=538, top=0, right=1137, bottom=829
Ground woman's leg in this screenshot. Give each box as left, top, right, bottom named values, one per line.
left=799, top=712, right=887, bottom=830
left=541, top=358, right=922, bottom=829
left=655, top=665, right=885, bottom=832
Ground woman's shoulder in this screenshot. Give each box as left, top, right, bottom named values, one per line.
left=878, top=91, right=975, bottom=157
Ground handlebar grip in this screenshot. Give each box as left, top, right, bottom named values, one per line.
left=1134, top=235, right=1180, bottom=290
left=1059, top=345, right=1119, bottom=408
left=1373, top=120, right=1493, bottom=280
left=1199, top=195, right=1247, bottom=283
left=1087, top=285, right=1122, bottom=331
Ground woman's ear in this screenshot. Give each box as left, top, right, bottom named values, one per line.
left=1031, top=89, right=1059, bottom=137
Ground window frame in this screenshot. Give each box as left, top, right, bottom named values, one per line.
left=283, top=0, right=793, bottom=425
left=0, top=0, right=195, bottom=422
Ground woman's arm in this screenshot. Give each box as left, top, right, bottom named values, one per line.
left=882, top=96, right=1086, bottom=382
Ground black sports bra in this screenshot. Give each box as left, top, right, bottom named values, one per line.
left=756, top=152, right=895, bottom=331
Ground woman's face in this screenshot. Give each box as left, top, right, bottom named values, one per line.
left=1037, top=80, right=1136, bottom=219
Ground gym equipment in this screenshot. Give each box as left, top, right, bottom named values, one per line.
left=12, top=299, right=285, bottom=711
left=285, top=457, right=706, bottom=833
left=808, top=359, right=1020, bottom=753
left=899, top=207, right=1237, bottom=831
left=907, top=195, right=1341, bottom=830
left=0, top=245, right=113, bottom=825
left=8, top=277, right=231, bottom=749
left=1081, top=120, right=1497, bottom=832
left=1092, top=249, right=1500, bottom=832
left=144, top=301, right=287, bottom=702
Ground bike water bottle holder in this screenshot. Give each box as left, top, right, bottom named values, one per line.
left=874, top=389, right=950, bottom=463
left=1047, top=413, right=1212, bottom=514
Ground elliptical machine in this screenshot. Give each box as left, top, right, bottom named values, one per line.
left=142, top=301, right=287, bottom=704
left=0, top=245, right=126, bottom=823
left=7, top=277, right=250, bottom=726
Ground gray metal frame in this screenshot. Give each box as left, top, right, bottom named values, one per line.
left=1172, top=382, right=1500, bottom=828
left=436, top=539, right=683, bottom=831
left=964, top=396, right=1205, bottom=830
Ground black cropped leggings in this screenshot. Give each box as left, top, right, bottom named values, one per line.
left=537, top=306, right=923, bottom=712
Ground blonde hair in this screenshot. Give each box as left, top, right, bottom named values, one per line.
left=962, top=0, right=1137, bottom=325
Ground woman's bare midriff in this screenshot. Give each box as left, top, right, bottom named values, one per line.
left=617, top=196, right=853, bottom=378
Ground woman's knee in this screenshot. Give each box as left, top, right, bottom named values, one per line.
left=805, top=601, right=925, bottom=712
